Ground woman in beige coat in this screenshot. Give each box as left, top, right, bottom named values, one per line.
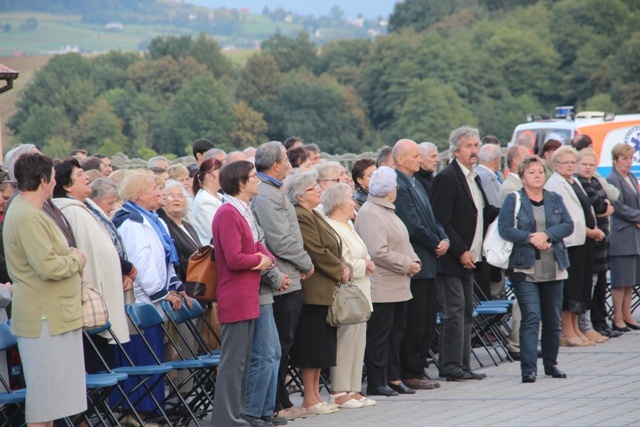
left=355, top=166, right=420, bottom=397
left=324, top=184, right=376, bottom=409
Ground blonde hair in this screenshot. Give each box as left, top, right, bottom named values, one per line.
left=611, top=143, right=634, bottom=162
left=119, top=170, right=155, bottom=202
left=577, top=148, right=598, bottom=163
left=551, top=146, right=578, bottom=164
left=168, top=164, right=188, bottom=180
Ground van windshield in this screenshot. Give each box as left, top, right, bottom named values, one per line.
left=514, top=128, right=573, bottom=155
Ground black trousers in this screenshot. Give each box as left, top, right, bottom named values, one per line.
left=400, top=278, right=437, bottom=379
left=272, top=290, right=302, bottom=410
left=591, top=271, right=609, bottom=328
left=364, top=301, right=407, bottom=388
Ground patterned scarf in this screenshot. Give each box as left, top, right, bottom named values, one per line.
left=84, top=199, right=128, bottom=260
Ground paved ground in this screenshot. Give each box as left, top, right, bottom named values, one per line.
left=282, top=329, right=640, bottom=426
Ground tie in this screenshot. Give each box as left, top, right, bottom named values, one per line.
left=495, top=171, right=503, bottom=184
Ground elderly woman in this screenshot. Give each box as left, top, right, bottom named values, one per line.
left=112, top=171, right=184, bottom=422
left=354, top=166, right=420, bottom=397
left=210, top=161, right=276, bottom=426
left=52, top=159, right=131, bottom=373
left=191, top=158, right=224, bottom=246
left=167, top=164, right=195, bottom=224
left=352, top=159, right=376, bottom=208
left=323, top=184, right=376, bottom=408
left=4, top=153, right=87, bottom=425
left=576, top=149, right=615, bottom=342
left=499, top=156, right=574, bottom=382
left=545, top=146, right=604, bottom=346
left=316, top=162, right=347, bottom=195
left=286, top=171, right=350, bottom=415
left=606, top=143, right=640, bottom=333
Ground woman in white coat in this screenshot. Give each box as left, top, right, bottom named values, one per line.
left=191, top=158, right=224, bottom=245
left=52, top=158, right=131, bottom=372
left=323, top=184, right=376, bottom=409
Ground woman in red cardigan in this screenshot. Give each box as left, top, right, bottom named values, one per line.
left=211, top=161, right=276, bottom=426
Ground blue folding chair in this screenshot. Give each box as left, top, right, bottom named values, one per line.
left=0, top=322, right=26, bottom=426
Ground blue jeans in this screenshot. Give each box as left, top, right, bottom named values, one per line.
left=511, top=280, right=563, bottom=376
left=246, top=304, right=282, bottom=418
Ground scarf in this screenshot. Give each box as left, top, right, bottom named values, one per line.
left=84, top=199, right=128, bottom=260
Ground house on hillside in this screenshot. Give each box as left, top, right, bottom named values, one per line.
left=0, top=63, right=19, bottom=95
left=106, top=22, right=123, bottom=31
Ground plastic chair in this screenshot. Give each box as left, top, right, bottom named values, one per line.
left=0, top=322, right=26, bottom=426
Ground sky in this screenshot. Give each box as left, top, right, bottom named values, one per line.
left=183, top=0, right=400, bottom=20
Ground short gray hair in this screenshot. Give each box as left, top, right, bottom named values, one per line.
left=147, top=156, right=169, bottom=168
left=5, top=144, right=37, bottom=181
left=322, top=183, right=353, bottom=216
left=285, top=170, right=318, bottom=206
left=89, top=178, right=119, bottom=201
left=255, top=141, right=284, bottom=172
left=205, top=148, right=226, bottom=160
left=418, top=142, right=438, bottom=158
left=315, top=161, right=342, bottom=182
left=165, top=179, right=188, bottom=197
left=478, top=143, right=501, bottom=163
left=449, top=126, right=480, bottom=151
left=369, top=166, right=397, bottom=197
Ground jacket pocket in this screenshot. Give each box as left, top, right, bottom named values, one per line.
left=59, top=294, right=82, bottom=322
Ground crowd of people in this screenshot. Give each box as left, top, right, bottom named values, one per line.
left=0, top=128, right=638, bottom=426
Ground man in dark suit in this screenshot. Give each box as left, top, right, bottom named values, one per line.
left=393, top=139, right=449, bottom=391
left=431, top=126, right=499, bottom=381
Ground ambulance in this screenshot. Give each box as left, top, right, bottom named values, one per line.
left=509, top=106, right=640, bottom=176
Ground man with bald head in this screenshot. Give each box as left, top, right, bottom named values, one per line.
left=389, top=138, right=449, bottom=393
left=499, top=146, right=529, bottom=204
left=431, top=126, right=499, bottom=381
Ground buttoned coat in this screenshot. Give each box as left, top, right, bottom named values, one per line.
left=394, top=170, right=447, bottom=279
left=606, top=168, right=640, bottom=257
left=431, top=159, right=500, bottom=278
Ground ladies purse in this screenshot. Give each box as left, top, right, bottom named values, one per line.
left=326, top=281, right=372, bottom=327
left=185, top=244, right=218, bottom=301
left=483, top=191, right=521, bottom=269
left=81, top=282, right=109, bottom=330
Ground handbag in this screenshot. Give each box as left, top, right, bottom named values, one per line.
left=326, top=281, right=372, bottom=327
left=483, top=191, right=521, bottom=269
left=81, top=281, right=109, bottom=330
left=185, top=244, right=218, bottom=301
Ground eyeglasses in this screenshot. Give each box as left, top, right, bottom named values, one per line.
left=167, top=194, right=186, bottom=200
left=321, top=178, right=341, bottom=183
left=306, top=184, right=320, bottom=192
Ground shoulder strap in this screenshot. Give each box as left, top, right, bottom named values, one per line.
left=512, top=191, right=521, bottom=227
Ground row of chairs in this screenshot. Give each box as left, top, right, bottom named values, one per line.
left=0, top=298, right=221, bottom=426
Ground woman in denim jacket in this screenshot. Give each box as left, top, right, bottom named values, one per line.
left=498, top=156, right=573, bottom=383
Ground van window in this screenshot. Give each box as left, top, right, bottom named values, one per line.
left=514, top=129, right=572, bottom=154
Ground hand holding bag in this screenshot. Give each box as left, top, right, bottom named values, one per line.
left=483, top=191, right=521, bottom=269
left=185, top=244, right=218, bottom=301
left=81, top=281, right=109, bottom=330
left=326, top=281, right=372, bottom=327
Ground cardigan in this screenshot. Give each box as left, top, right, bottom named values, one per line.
left=54, top=197, right=130, bottom=344
left=4, top=195, right=85, bottom=338
left=544, top=172, right=589, bottom=248
left=212, top=203, right=274, bottom=324
left=296, top=205, right=344, bottom=306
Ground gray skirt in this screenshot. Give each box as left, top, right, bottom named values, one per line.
left=610, top=255, right=640, bottom=288
left=17, top=320, right=86, bottom=423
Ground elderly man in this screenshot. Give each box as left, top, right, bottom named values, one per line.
left=376, top=146, right=395, bottom=168
left=147, top=155, right=169, bottom=170
left=205, top=148, right=227, bottom=165
left=475, top=144, right=502, bottom=209
left=431, top=126, right=499, bottom=381
left=499, top=146, right=529, bottom=204
left=303, top=143, right=322, bottom=165
left=252, top=141, right=315, bottom=421
left=227, top=151, right=249, bottom=163
left=415, top=142, right=439, bottom=197
left=393, top=139, right=449, bottom=391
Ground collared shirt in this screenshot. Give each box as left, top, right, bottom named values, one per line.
left=225, top=195, right=259, bottom=242
left=457, top=159, right=484, bottom=261
left=257, top=172, right=282, bottom=188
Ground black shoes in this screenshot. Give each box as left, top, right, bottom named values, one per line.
left=508, top=351, right=520, bottom=361
left=441, top=370, right=487, bottom=381
left=624, top=321, right=640, bottom=330
left=388, top=382, right=416, bottom=394
left=247, top=416, right=273, bottom=427
left=612, top=324, right=631, bottom=333
left=522, top=374, right=536, bottom=383
left=595, top=326, right=623, bottom=338
left=261, top=415, right=288, bottom=426
left=366, top=385, right=398, bottom=397
left=544, top=366, right=567, bottom=378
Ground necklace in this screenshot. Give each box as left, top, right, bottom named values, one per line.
left=203, top=185, right=222, bottom=200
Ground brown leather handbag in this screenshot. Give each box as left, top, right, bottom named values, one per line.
left=185, top=245, right=218, bottom=301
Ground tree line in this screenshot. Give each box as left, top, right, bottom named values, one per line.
left=7, top=0, right=640, bottom=159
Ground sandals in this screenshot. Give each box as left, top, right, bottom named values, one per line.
left=329, top=392, right=365, bottom=409
left=348, top=392, right=377, bottom=407
left=306, top=402, right=340, bottom=414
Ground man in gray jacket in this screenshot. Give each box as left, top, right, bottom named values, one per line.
left=252, top=141, right=315, bottom=421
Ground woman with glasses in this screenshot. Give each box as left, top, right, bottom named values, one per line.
left=285, top=170, right=350, bottom=415
left=191, top=158, right=224, bottom=245
left=545, top=147, right=603, bottom=346
left=211, top=161, right=276, bottom=426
